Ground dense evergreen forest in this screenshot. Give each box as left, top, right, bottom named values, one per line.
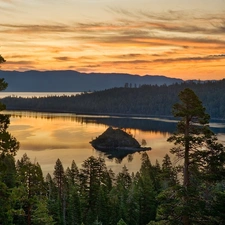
left=2, top=79, right=225, bottom=119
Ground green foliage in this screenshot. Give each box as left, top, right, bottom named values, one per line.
left=0, top=154, right=16, bottom=188
left=164, top=88, right=225, bottom=225
left=0, top=58, right=19, bottom=156
left=117, top=218, right=127, bottom=225
left=31, top=198, right=55, bottom=225
left=0, top=153, right=224, bottom=225
left=0, top=181, right=14, bottom=225
left=0, top=82, right=19, bottom=157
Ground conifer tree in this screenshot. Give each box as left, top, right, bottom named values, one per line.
left=65, top=161, right=81, bottom=225
left=167, top=88, right=225, bottom=225
left=53, top=158, right=66, bottom=225
left=16, top=154, right=46, bottom=225
left=117, top=218, right=128, bottom=225
left=0, top=55, right=19, bottom=224
left=0, top=55, right=19, bottom=156
left=79, top=156, right=109, bottom=224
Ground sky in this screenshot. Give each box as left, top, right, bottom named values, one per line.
left=0, top=0, right=225, bottom=80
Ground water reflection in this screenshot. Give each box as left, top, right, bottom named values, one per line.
left=2, top=110, right=225, bottom=176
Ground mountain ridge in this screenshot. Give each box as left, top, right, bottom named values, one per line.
left=0, top=70, right=183, bottom=92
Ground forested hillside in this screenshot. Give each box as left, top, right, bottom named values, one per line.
left=2, top=79, right=225, bottom=119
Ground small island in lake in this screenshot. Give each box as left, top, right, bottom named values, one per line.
left=90, top=127, right=151, bottom=153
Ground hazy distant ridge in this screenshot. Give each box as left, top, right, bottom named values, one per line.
left=0, top=70, right=183, bottom=92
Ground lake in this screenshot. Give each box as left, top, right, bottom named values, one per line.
left=0, top=92, right=80, bottom=98
left=3, top=110, right=225, bottom=177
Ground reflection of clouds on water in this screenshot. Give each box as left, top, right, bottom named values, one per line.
left=52, top=128, right=85, bottom=141
left=9, top=124, right=32, bottom=130
left=129, top=116, right=178, bottom=123
left=20, top=143, right=72, bottom=151
left=209, top=123, right=225, bottom=128
left=4, top=110, right=225, bottom=176
left=8, top=124, right=36, bottom=140
left=217, top=133, right=225, bottom=144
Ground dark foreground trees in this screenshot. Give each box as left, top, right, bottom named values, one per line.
left=0, top=55, right=20, bottom=224
left=0, top=55, right=19, bottom=157
left=156, top=88, right=225, bottom=225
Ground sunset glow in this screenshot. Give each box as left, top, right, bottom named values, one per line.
left=1, top=0, right=225, bottom=80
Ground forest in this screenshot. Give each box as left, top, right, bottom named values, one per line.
left=2, top=79, right=225, bottom=119
left=1, top=84, right=225, bottom=224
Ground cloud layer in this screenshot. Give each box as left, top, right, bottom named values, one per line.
left=0, top=1, right=225, bottom=80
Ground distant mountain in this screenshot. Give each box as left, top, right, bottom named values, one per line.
left=0, top=70, right=183, bottom=92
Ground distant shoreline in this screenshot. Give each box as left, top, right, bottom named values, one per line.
left=0, top=91, right=81, bottom=98
left=2, top=108, right=175, bottom=120
left=3, top=109, right=225, bottom=122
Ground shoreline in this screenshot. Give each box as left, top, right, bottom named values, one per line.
left=2, top=108, right=225, bottom=121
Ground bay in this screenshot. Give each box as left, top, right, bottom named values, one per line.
left=3, top=110, right=225, bottom=177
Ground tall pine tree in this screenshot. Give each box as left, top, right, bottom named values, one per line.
left=167, top=88, right=225, bottom=225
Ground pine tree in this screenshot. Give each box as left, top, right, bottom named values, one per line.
left=53, top=158, right=66, bottom=225
left=161, top=154, right=177, bottom=188
left=79, top=156, right=109, bottom=224
left=65, top=160, right=79, bottom=186
left=117, top=218, right=128, bottom=225
left=0, top=55, right=19, bottom=157
left=65, top=161, right=81, bottom=225
left=167, top=88, right=225, bottom=225
left=46, top=173, right=62, bottom=224
left=138, top=153, right=158, bottom=224
left=31, top=198, right=55, bottom=225
left=16, top=154, right=46, bottom=225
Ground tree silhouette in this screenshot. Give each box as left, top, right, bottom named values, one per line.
left=167, top=88, right=225, bottom=225
left=0, top=55, right=19, bottom=156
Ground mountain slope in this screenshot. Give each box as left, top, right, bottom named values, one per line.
left=0, top=70, right=183, bottom=92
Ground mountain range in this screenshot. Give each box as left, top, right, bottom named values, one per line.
left=0, top=70, right=183, bottom=92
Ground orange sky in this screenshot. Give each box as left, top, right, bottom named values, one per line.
left=0, top=0, right=225, bottom=80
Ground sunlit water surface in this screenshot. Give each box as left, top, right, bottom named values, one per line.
left=2, top=110, right=225, bottom=176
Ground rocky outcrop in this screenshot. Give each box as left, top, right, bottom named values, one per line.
left=90, top=127, right=151, bottom=151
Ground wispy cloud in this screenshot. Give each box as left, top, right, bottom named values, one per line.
left=1, top=3, right=225, bottom=79
left=54, top=56, right=73, bottom=61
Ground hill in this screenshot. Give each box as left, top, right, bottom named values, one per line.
left=2, top=79, right=225, bottom=119
left=0, top=70, right=183, bottom=92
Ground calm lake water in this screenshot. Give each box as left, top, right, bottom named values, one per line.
left=0, top=92, right=80, bottom=98
left=3, top=110, right=225, bottom=177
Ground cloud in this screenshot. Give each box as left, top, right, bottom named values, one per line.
left=151, top=54, right=225, bottom=64
left=82, top=54, right=225, bottom=68
left=0, top=0, right=15, bottom=3
left=54, top=56, right=72, bottom=61
left=108, top=7, right=225, bottom=35
left=0, top=23, right=72, bottom=33
left=5, top=60, right=34, bottom=65
left=1, top=4, right=225, bottom=78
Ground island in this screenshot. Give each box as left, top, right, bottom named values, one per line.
left=90, top=127, right=151, bottom=161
